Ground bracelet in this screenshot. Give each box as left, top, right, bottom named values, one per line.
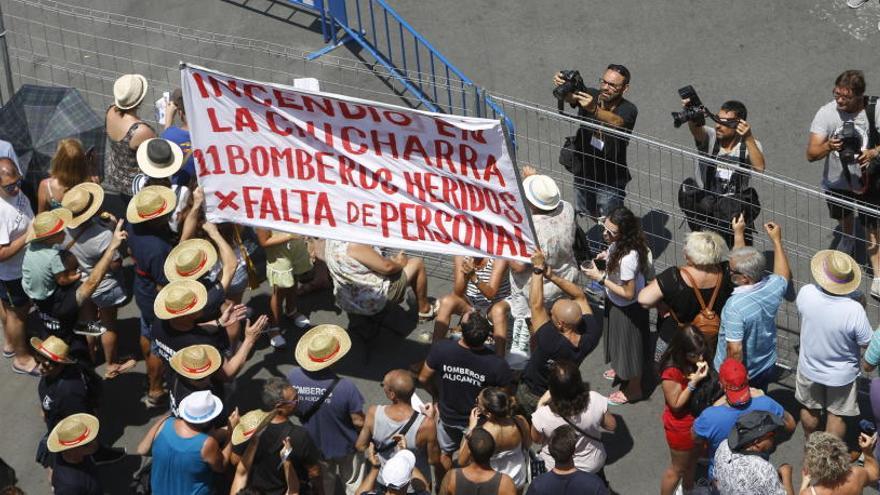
left=686, top=383, right=696, bottom=392
left=599, top=273, right=607, bottom=284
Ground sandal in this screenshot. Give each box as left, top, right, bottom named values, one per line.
left=418, top=299, right=440, bottom=322
left=603, top=369, right=616, bottom=381
left=2, top=349, right=14, bottom=359
left=12, top=362, right=41, bottom=377
left=607, top=391, right=630, bottom=405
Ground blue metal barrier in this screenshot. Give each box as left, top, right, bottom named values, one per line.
left=318, top=0, right=515, bottom=143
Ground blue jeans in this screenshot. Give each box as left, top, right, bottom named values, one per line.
left=573, top=176, right=625, bottom=218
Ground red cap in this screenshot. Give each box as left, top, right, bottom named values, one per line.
left=719, top=359, right=750, bottom=406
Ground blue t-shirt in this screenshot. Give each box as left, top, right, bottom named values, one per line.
left=126, top=222, right=172, bottom=325
left=865, top=329, right=880, bottom=367
left=693, top=395, right=785, bottom=478
left=161, top=126, right=195, bottom=187
left=714, top=274, right=788, bottom=376
left=526, top=470, right=608, bottom=495
left=287, top=368, right=364, bottom=460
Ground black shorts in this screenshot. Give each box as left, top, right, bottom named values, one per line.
left=0, top=278, right=30, bottom=308
left=825, top=188, right=880, bottom=227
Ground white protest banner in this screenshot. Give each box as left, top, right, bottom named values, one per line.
left=181, top=64, right=537, bottom=261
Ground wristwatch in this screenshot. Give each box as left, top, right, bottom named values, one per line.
left=599, top=273, right=607, bottom=284
left=533, top=266, right=545, bottom=275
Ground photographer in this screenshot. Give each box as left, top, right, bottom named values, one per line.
left=806, top=69, right=880, bottom=298
left=554, top=65, right=638, bottom=222
left=684, top=99, right=765, bottom=246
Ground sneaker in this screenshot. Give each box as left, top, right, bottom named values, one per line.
left=270, top=334, right=287, bottom=348
left=847, top=0, right=869, bottom=8
left=872, top=278, right=880, bottom=300
left=292, top=314, right=311, bottom=329
left=74, top=321, right=107, bottom=337
left=140, top=392, right=168, bottom=409
left=837, top=235, right=856, bottom=255
left=92, top=445, right=127, bottom=465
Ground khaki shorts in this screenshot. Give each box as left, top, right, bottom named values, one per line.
left=795, top=371, right=860, bottom=417
left=386, top=271, right=409, bottom=304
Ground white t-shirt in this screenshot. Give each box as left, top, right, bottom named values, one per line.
left=604, top=244, right=644, bottom=307
left=695, top=126, right=763, bottom=194
left=796, top=283, right=873, bottom=386
left=810, top=100, right=880, bottom=191
left=0, top=192, right=33, bottom=280
left=531, top=391, right=608, bottom=473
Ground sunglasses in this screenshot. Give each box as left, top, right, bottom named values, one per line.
left=1, top=178, right=21, bottom=194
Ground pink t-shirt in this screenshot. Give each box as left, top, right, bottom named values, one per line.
left=530, top=391, right=608, bottom=473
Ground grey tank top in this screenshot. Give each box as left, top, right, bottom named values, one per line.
left=105, top=108, right=153, bottom=194
left=374, top=406, right=429, bottom=484
left=454, top=469, right=501, bottom=495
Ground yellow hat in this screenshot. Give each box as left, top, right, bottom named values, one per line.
left=164, top=239, right=218, bottom=281
left=154, top=280, right=208, bottom=320
left=294, top=324, right=351, bottom=372
left=126, top=186, right=176, bottom=224
left=810, top=249, right=862, bottom=296
left=47, top=413, right=99, bottom=453
left=231, top=409, right=273, bottom=446
left=62, top=183, right=105, bottom=229
left=30, top=335, right=74, bottom=364
left=169, top=344, right=222, bottom=380
left=27, top=208, right=73, bottom=242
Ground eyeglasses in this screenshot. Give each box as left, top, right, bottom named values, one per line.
left=1, top=178, right=21, bottom=194
left=600, top=78, right=623, bottom=90
left=833, top=90, right=856, bottom=101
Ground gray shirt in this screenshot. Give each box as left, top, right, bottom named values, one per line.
left=810, top=100, right=880, bottom=191
left=713, top=440, right=785, bottom=495
left=64, top=220, right=122, bottom=298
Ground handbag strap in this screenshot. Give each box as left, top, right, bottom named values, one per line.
left=561, top=415, right=603, bottom=444
left=679, top=268, right=721, bottom=313
left=375, top=410, right=420, bottom=453
left=297, top=377, right=340, bottom=424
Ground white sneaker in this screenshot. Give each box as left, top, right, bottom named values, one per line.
left=270, top=334, right=287, bottom=348
left=872, top=278, right=880, bottom=300
left=847, top=0, right=869, bottom=8
left=837, top=235, right=856, bottom=255
left=292, top=314, right=311, bottom=329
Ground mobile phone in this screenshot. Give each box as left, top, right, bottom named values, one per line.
left=593, top=258, right=606, bottom=271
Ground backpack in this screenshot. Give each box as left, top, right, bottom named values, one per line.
left=669, top=268, right=722, bottom=337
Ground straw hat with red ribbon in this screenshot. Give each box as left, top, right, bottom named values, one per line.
left=295, top=324, right=351, bottom=372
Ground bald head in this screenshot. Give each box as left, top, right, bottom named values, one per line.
left=0, top=158, right=18, bottom=178
left=384, top=369, right=414, bottom=402
left=551, top=299, right=582, bottom=328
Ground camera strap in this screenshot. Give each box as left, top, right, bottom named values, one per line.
left=704, top=137, right=749, bottom=194
left=865, top=96, right=879, bottom=149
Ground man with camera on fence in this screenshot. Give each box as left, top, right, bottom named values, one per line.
left=553, top=65, right=638, bottom=223
left=807, top=69, right=880, bottom=298
left=681, top=98, right=765, bottom=247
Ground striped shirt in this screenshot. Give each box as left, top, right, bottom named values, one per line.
left=466, top=258, right=510, bottom=311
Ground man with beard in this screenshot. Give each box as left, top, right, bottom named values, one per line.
left=554, top=65, right=638, bottom=222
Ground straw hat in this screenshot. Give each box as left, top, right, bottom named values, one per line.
left=164, top=239, right=218, bottom=282
left=62, top=183, right=104, bottom=229
left=30, top=335, right=74, bottom=364
left=295, top=324, right=351, bottom=372
left=810, top=249, right=862, bottom=296
left=126, top=185, right=177, bottom=224
left=27, top=208, right=73, bottom=242
left=47, top=413, right=100, bottom=453
left=523, top=175, right=561, bottom=211
left=169, top=344, right=222, bottom=380
left=113, top=74, right=149, bottom=110
left=231, top=409, right=273, bottom=446
left=154, top=280, right=208, bottom=320
left=178, top=390, right=223, bottom=425
left=137, top=138, right=184, bottom=179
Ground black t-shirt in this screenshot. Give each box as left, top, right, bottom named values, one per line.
left=526, top=470, right=608, bottom=495
left=247, top=420, right=322, bottom=495
left=522, top=315, right=602, bottom=395
left=51, top=455, right=102, bottom=495
left=655, top=264, right=734, bottom=340
left=151, top=319, right=230, bottom=365
left=195, top=277, right=226, bottom=324
left=34, top=282, right=89, bottom=360
left=425, top=340, right=513, bottom=427
left=38, top=365, right=96, bottom=431
left=573, top=88, right=638, bottom=186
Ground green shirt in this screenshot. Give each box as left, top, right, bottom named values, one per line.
left=22, top=242, right=66, bottom=300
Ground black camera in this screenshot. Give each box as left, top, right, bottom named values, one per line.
left=553, top=70, right=587, bottom=101
left=671, top=85, right=706, bottom=128
left=837, top=120, right=863, bottom=166
left=860, top=419, right=877, bottom=436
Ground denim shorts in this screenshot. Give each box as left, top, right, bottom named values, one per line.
left=91, top=282, right=128, bottom=309
left=0, top=278, right=30, bottom=308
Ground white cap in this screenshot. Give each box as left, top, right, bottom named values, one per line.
left=380, top=450, right=416, bottom=488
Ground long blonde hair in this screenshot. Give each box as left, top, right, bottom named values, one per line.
left=50, top=138, right=90, bottom=187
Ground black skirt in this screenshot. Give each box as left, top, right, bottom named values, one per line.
left=604, top=300, right=650, bottom=381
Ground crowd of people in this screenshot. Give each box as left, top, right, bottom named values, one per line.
left=0, top=64, right=880, bottom=495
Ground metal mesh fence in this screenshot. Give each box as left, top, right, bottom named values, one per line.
left=6, top=0, right=880, bottom=372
